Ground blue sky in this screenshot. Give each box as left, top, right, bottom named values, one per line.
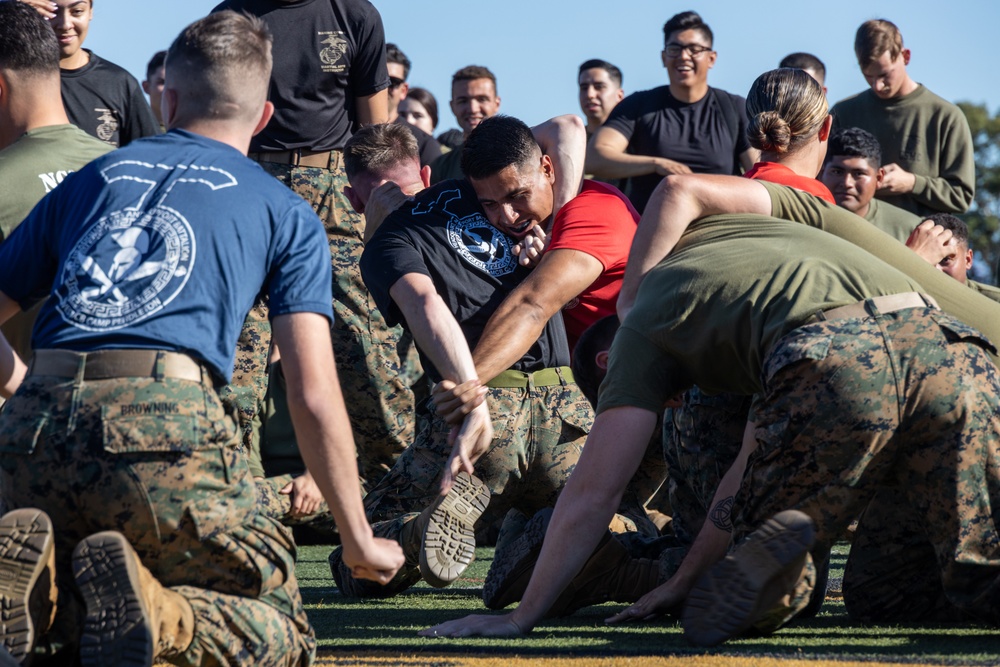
left=90, top=0, right=999, bottom=132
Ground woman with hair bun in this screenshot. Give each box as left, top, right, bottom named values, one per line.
left=743, top=68, right=835, bottom=203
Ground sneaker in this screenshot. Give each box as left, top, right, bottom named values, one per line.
left=418, top=472, right=490, bottom=588
left=682, top=510, right=816, bottom=647
left=0, top=509, right=56, bottom=663
left=483, top=508, right=552, bottom=609
left=73, top=532, right=194, bottom=667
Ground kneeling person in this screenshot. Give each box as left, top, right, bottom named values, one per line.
left=0, top=12, right=402, bottom=665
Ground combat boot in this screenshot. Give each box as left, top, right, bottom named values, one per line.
left=682, top=509, right=816, bottom=647
left=73, top=532, right=194, bottom=667
left=403, top=472, right=490, bottom=588
left=484, top=508, right=663, bottom=616
left=547, top=530, right=663, bottom=616
left=0, top=509, right=57, bottom=663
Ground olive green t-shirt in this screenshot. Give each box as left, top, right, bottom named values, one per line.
left=599, top=215, right=920, bottom=414
left=864, top=198, right=920, bottom=244
left=0, top=124, right=111, bottom=361
left=0, top=124, right=111, bottom=241
left=968, top=280, right=1000, bottom=304
left=762, top=181, right=1000, bottom=362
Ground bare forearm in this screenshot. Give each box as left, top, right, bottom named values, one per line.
left=586, top=142, right=660, bottom=179
left=472, top=297, right=547, bottom=383
left=533, top=115, right=585, bottom=213
left=663, top=421, right=756, bottom=594
left=395, top=278, right=478, bottom=384
left=510, top=408, right=658, bottom=630
left=356, top=90, right=389, bottom=126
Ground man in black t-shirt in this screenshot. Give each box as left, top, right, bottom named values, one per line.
left=211, top=0, right=419, bottom=495
left=327, top=124, right=594, bottom=599
left=23, top=0, right=158, bottom=146
left=585, top=11, right=755, bottom=212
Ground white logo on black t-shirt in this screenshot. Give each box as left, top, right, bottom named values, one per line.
left=417, top=187, right=517, bottom=277
left=95, top=108, right=118, bottom=143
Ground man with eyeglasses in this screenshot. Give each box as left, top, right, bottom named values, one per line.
left=386, top=42, right=441, bottom=168
left=585, top=10, right=756, bottom=214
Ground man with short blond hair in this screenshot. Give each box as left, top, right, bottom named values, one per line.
left=0, top=11, right=402, bottom=665
left=830, top=19, right=975, bottom=216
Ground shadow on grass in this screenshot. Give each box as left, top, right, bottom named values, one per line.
left=298, top=546, right=1000, bottom=665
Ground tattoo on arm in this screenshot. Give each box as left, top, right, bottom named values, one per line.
left=709, top=496, right=735, bottom=533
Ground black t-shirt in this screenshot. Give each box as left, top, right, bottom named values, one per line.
left=401, top=120, right=442, bottom=168
left=213, top=0, right=389, bottom=152
left=60, top=51, right=159, bottom=148
left=360, top=179, right=570, bottom=382
left=604, top=85, right=750, bottom=212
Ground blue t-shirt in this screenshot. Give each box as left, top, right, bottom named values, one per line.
left=0, top=129, right=333, bottom=381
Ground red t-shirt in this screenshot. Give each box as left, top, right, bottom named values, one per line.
left=744, top=161, right=835, bottom=204
left=546, top=180, right=640, bottom=351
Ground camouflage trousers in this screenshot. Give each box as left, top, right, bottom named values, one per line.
left=737, top=305, right=1000, bottom=624
left=0, top=368, right=315, bottom=666
left=259, top=159, right=418, bottom=487
left=329, top=373, right=595, bottom=597
left=666, top=388, right=750, bottom=546
left=218, top=297, right=271, bottom=460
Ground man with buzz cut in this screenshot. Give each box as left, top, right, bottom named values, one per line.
left=430, top=65, right=501, bottom=184
left=0, top=11, right=402, bottom=666
left=779, top=52, right=827, bottom=95
left=820, top=127, right=920, bottom=243
left=211, top=0, right=419, bottom=496
left=831, top=19, right=975, bottom=216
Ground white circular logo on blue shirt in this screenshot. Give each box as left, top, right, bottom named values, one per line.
left=446, top=213, right=517, bottom=277
left=56, top=206, right=195, bottom=331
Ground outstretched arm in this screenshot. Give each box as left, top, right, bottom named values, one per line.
left=389, top=273, right=493, bottom=488
left=273, top=312, right=404, bottom=583
left=607, top=420, right=757, bottom=623
left=421, top=406, right=659, bottom=637
left=617, top=175, right=771, bottom=320
left=532, top=115, right=586, bottom=214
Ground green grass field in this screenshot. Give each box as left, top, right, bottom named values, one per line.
left=295, top=544, right=1000, bottom=666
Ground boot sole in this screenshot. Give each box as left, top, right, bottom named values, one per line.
left=419, top=472, right=490, bottom=588
left=0, top=509, right=54, bottom=663
left=72, top=532, right=154, bottom=667
left=682, top=510, right=816, bottom=647
left=483, top=508, right=552, bottom=609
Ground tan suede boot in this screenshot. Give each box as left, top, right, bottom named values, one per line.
left=73, top=532, right=195, bottom=667
left=0, top=509, right=57, bottom=663
left=484, top=508, right=663, bottom=616
left=682, top=509, right=816, bottom=647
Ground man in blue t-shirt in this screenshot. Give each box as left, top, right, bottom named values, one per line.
left=0, top=12, right=402, bottom=666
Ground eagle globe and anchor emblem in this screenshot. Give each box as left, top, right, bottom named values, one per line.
left=319, top=32, right=348, bottom=66
left=56, top=161, right=238, bottom=331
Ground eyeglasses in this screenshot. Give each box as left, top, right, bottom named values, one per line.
left=389, top=76, right=406, bottom=90
left=663, top=43, right=713, bottom=58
